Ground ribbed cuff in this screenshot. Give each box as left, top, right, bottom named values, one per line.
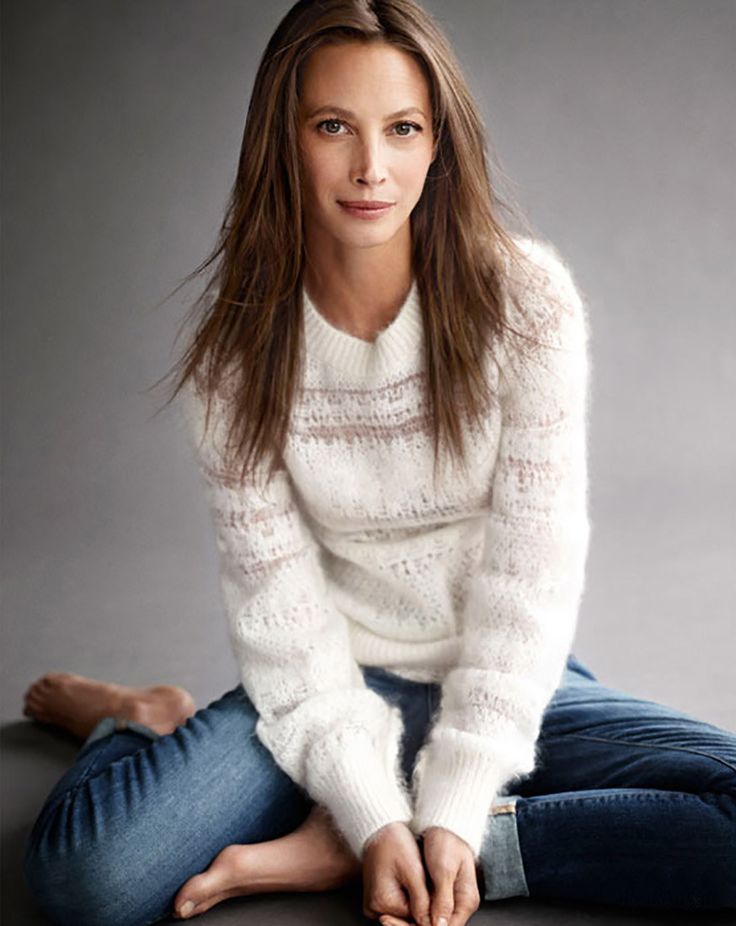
left=306, top=710, right=414, bottom=861
left=410, top=742, right=507, bottom=860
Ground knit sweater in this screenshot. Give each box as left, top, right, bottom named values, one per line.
left=180, top=236, right=592, bottom=862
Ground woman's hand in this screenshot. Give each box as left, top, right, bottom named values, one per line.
left=362, top=822, right=432, bottom=926
left=422, top=826, right=481, bottom=926
left=378, top=826, right=481, bottom=926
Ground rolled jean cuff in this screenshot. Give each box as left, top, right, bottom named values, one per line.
left=480, top=794, right=529, bottom=901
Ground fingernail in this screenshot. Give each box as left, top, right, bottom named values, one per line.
left=179, top=901, right=195, bottom=917
left=438, top=918, right=448, bottom=926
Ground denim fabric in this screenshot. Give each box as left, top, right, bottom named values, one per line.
left=22, top=653, right=736, bottom=925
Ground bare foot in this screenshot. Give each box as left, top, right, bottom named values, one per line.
left=22, top=671, right=196, bottom=740
left=172, top=805, right=361, bottom=919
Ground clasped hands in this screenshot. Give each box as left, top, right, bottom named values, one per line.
left=362, top=821, right=481, bottom=926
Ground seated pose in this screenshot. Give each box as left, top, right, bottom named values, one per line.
left=21, top=1, right=736, bottom=924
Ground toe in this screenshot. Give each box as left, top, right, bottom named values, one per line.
left=173, top=844, right=249, bottom=917
left=174, top=870, right=218, bottom=916
left=173, top=898, right=199, bottom=919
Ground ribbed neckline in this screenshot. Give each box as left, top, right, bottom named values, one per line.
left=303, top=278, right=424, bottom=377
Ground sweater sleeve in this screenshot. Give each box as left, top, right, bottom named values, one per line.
left=409, top=239, right=592, bottom=859
left=180, top=375, right=413, bottom=861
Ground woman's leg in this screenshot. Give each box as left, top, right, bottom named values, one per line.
left=171, top=666, right=435, bottom=918
left=474, top=653, right=736, bottom=910
left=23, top=683, right=316, bottom=926
left=22, top=666, right=424, bottom=926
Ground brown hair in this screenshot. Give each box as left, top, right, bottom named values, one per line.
left=153, top=0, right=553, bottom=490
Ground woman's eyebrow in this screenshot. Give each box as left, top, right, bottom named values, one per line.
left=306, top=105, right=427, bottom=120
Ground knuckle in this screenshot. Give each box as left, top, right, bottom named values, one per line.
left=459, top=894, right=481, bottom=914
left=373, top=888, right=397, bottom=909
left=433, top=860, right=455, bottom=877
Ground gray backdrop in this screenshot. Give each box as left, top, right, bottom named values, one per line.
left=3, top=2, right=735, bottom=924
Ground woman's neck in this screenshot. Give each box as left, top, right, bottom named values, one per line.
left=303, top=276, right=413, bottom=342
left=302, top=227, right=413, bottom=342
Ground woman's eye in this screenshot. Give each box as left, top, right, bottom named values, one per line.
left=315, top=119, right=423, bottom=137
left=318, top=119, right=344, bottom=135
left=394, top=121, right=422, bottom=137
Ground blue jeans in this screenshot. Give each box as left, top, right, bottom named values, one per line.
left=23, top=653, right=736, bottom=925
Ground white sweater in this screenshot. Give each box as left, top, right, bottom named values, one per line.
left=180, top=236, right=592, bottom=862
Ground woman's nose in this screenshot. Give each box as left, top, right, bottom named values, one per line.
left=352, top=138, right=387, bottom=185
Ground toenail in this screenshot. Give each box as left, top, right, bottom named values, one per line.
left=179, top=900, right=195, bottom=917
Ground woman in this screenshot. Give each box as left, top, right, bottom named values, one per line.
left=21, top=1, right=736, bottom=924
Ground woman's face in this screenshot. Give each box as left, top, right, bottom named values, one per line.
left=297, top=40, right=436, bottom=252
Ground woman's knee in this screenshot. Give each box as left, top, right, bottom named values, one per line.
left=23, top=805, right=169, bottom=926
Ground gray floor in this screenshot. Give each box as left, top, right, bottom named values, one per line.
left=3, top=492, right=735, bottom=925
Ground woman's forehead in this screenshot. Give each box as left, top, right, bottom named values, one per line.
left=298, top=43, right=431, bottom=115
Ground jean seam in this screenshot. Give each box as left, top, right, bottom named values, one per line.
left=520, top=789, right=725, bottom=808
left=541, top=732, right=736, bottom=773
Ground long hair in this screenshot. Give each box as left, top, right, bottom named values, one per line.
left=153, top=0, right=555, bottom=491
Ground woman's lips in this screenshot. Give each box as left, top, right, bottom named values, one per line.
left=338, top=201, right=395, bottom=219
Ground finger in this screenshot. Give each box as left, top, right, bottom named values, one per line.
left=448, top=869, right=481, bottom=926
left=449, top=903, right=479, bottom=926
left=368, top=879, right=412, bottom=920
left=429, top=869, right=456, bottom=926
left=403, top=862, right=432, bottom=926
left=448, top=897, right=476, bottom=926
left=379, top=917, right=412, bottom=926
